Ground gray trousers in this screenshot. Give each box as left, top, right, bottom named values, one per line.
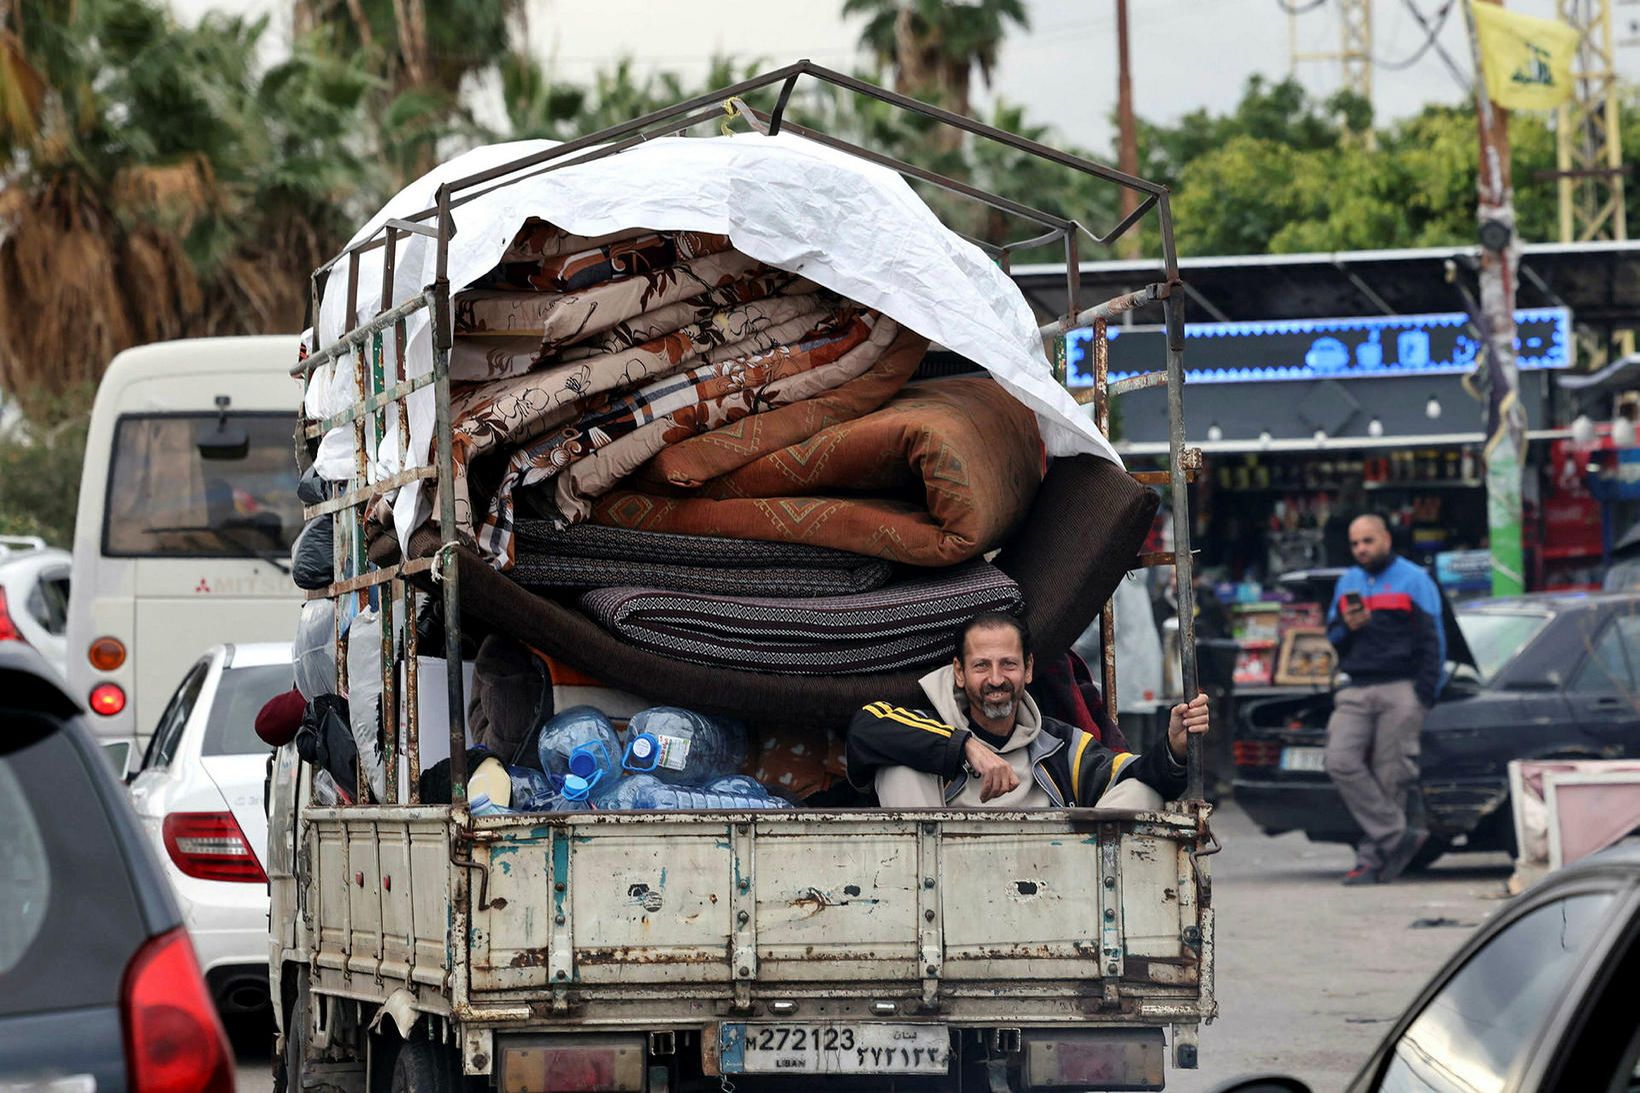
left=1324, top=680, right=1424, bottom=869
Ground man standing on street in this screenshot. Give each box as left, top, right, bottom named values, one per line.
left=1325, top=514, right=1445, bottom=885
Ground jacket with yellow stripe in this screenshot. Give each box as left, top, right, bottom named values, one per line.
left=845, top=700, right=1187, bottom=807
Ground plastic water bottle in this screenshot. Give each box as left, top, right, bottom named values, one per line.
left=536, top=706, right=621, bottom=804
left=469, top=793, right=513, bottom=817
left=704, top=774, right=777, bottom=799
left=509, top=766, right=583, bottom=812
left=621, top=707, right=747, bottom=786
left=601, top=773, right=790, bottom=810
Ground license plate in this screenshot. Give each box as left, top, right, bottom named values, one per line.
left=720, top=1023, right=950, bottom=1074
left=1280, top=746, right=1327, bottom=773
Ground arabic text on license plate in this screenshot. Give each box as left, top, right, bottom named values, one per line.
left=722, top=1023, right=950, bottom=1074
left=1281, top=746, right=1327, bottom=772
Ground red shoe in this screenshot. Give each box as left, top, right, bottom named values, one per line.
left=1342, top=864, right=1380, bottom=886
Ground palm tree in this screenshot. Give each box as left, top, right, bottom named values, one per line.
left=843, top=0, right=1028, bottom=120
left=0, top=0, right=375, bottom=414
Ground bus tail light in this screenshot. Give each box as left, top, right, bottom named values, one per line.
left=90, top=683, right=127, bottom=717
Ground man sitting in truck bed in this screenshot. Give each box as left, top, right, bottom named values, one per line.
left=847, top=612, right=1210, bottom=808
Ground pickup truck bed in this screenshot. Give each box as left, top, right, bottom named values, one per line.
left=300, top=802, right=1214, bottom=1083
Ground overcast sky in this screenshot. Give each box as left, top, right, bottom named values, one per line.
left=170, top=0, right=1603, bottom=157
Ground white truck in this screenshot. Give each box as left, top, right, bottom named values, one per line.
left=269, top=63, right=1215, bottom=1093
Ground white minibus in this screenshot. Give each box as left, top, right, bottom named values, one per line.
left=67, top=335, right=305, bottom=769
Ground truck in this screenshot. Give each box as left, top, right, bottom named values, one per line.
left=269, top=62, right=1215, bottom=1093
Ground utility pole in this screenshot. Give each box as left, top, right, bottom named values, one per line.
left=1288, top=0, right=1375, bottom=109
left=1556, top=0, right=1631, bottom=364
left=1467, top=0, right=1527, bottom=598
left=1115, top=0, right=1140, bottom=259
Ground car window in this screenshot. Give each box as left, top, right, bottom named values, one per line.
left=1571, top=616, right=1640, bottom=694
left=202, top=662, right=295, bottom=756
left=103, top=412, right=301, bottom=557
left=24, top=567, right=70, bottom=637
left=1454, top=610, right=1551, bottom=684
left=141, top=658, right=210, bottom=771
left=0, top=709, right=149, bottom=1017
left=1375, top=892, right=1616, bottom=1093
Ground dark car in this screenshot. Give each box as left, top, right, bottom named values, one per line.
left=1234, top=576, right=1640, bottom=866
left=0, top=645, right=233, bottom=1092
left=1215, top=844, right=1640, bottom=1093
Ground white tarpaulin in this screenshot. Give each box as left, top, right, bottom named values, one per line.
left=305, top=133, right=1121, bottom=550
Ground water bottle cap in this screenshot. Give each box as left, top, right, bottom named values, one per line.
left=570, top=751, right=598, bottom=778
left=630, top=735, right=654, bottom=760
left=562, top=774, right=591, bottom=800
left=623, top=732, right=660, bottom=772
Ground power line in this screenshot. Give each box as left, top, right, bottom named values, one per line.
left=1388, top=0, right=1472, bottom=90
left=1375, top=0, right=1453, bottom=68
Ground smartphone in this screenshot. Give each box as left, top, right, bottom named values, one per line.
left=1343, top=592, right=1365, bottom=612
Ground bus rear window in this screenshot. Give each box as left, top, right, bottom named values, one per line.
left=104, top=413, right=302, bottom=557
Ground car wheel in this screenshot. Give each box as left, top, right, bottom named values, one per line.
left=387, top=1036, right=463, bottom=1093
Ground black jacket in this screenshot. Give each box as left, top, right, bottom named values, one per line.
left=845, top=701, right=1186, bottom=807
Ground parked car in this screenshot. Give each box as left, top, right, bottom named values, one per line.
left=1213, top=843, right=1640, bottom=1092
left=128, top=640, right=293, bottom=1022
left=1234, top=574, right=1640, bottom=866
left=0, top=536, right=71, bottom=681
left=0, top=644, right=233, bottom=1091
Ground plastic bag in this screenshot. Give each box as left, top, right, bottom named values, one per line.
left=346, top=607, right=388, bottom=801
left=294, top=599, right=337, bottom=700
left=291, top=516, right=335, bottom=591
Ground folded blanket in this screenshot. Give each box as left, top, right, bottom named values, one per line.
left=550, top=314, right=902, bottom=523
left=640, top=328, right=929, bottom=489
left=479, top=310, right=893, bottom=565
left=444, top=271, right=811, bottom=539
left=474, top=230, right=732, bottom=294
left=510, top=520, right=892, bottom=597
left=449, top=244, right=787, bottom=380
left=591, top=376, right=1043, bottom=566
left=580, top=561, right=1023, bottom=675
left=512, top=555, right=891, bottom=598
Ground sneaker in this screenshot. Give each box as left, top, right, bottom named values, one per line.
left=1378, top=829, right=1430, bottom=884
left=1342, top=864, right=1379, bottom=886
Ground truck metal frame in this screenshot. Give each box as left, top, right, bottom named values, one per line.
left=280, top=61, right=1212, bottom=1093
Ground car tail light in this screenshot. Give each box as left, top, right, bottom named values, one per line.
left=122, top=926, right=233, bottom=1093
left=162, top=812, right=267, bottom=883
left=90, top=683, right=127, bottom=716
left=1232, top=740, right=1282, bottom=767
left=0, top=588, right=23, bottom=643
left=89, top=636, right=127, bottom=671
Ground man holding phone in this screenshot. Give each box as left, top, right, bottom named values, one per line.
left=1324, top=513, right=1445, bottom=885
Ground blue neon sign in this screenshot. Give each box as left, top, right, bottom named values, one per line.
left=1064, top=307, right=1572, bottom=386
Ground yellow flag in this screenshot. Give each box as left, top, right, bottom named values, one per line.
left=1470, top=2, right=1580, bottom=111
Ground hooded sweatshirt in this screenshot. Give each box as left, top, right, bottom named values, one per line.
left=919, top=664, right=1056, bottom=809
left=846, top=665, right=1187, bottom=807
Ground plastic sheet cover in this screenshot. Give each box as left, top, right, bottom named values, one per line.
left=305, top=134, right=1121, bottom=550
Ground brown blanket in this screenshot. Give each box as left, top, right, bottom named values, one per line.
left=591, top=376, right=1044, bottom=566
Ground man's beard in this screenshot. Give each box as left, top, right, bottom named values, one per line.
left=977, top=686, right=1017, bottom=721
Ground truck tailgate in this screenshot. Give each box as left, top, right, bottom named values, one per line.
left=463, top=808, right=1211, bottom=1026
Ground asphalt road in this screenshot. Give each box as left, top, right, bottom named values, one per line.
left=235, top=801, right=1513, bottom=1092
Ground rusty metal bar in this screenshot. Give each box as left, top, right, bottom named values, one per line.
left=433, top=183, right=469, bottom=808
left=403, top=582, right=421, bottom=805
left=1093, top=319, right=1119, bottom=726
left=1129, top=470, right=1196, bottom=486
left=1109, top=371, right=1170, bottom=398
left=1133, top=551, right=1176, bottom=569
left=291, top=290, right=432, bottom=377
left=304, top=556, right=434, bottom=600
left=302, top=372, right=436, bottom=438
left=742, top=108, right=1076, bottom=233
left=1084, top=191, right=1160, bottom=248
left=1038, top=284, right=1166, bottom=342
left=377, top=231, right=400, bottom=806
left=301, top=465, right=438, bottom=520
left=1159, top=191, right=1200, bottom=803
